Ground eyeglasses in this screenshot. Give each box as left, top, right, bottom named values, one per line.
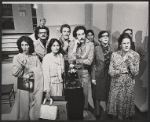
left=102, top=35, right=109, bottom=37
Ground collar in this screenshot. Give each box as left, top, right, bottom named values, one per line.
left=60, top=36, right=70, bottom=42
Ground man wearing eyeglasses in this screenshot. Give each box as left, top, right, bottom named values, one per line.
left=91, top=31, right=114, bottom=119
left=34, top=26, right=50, bottom=62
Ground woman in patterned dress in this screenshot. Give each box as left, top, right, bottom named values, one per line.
left=12, top=36, right=43, bottom=120
left=107, top=33, right=140, bottom=120
left=42, top=38, right=64, bottom=99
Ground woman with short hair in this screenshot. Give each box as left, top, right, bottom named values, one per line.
left=107, top=33, right=140, bottom=120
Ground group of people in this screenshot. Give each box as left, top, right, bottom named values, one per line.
left=12, top=18, right=140, bottom=120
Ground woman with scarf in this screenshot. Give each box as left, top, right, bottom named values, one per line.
left=42, top=38, right=64, bottom=99
left=91, top=31, right=114, bottom=119
left=12, top=36, right=43, bottom=120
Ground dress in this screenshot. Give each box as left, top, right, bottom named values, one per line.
left=12, top=53, right=43, bottom=120
left=42, top=52, right=64, bottom=96
left=107, top=49, right=140, bottom=119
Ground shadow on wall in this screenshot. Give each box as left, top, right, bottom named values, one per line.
left=111, top=31, right=121, bottom=51
left=134, top=30, right=148, bottom=111
left=134, top=59, right=147, bottom=110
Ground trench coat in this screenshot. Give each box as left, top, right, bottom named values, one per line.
left=91, top=43, right=114, bottom=101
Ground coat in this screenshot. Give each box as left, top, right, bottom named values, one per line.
left=42, top=53, right=64, bottom=96
left=91, top=43, right=114, bottom=101
left=12, top=53, right=43, bottom=120
left=34, top=38, right=49, bottom=61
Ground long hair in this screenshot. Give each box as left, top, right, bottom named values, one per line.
left=118, top=33, right=135, bottom=50
left=34, top=26, right=49, bottom=40
left=73, top=26, right=86, bottom=38
left=17, top=36, right=34, bottom=54
left=47, top=38, right=62, bottom=54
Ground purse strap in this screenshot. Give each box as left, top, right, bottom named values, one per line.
left=43, top=98, right=53, bottom=105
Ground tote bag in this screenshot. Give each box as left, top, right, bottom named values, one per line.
left=40, top=98, right=58, bottom=120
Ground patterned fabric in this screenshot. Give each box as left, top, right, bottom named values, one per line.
left=67, top=39, right=94, bottom=108
left=101, top=44, right=112, bottom=70
left=107, top=50, right=140, bottom=119
left=59, top=37, right=70, bottom=55
left=68, top=39, right=94, bottom=65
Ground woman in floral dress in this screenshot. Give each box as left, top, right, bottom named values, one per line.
left=107, top=33, right=140, bottom=120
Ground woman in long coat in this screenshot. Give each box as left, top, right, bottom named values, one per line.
left=42, top=38, right=64, bottom=99
left=91, top=31, right=114, bottom=119
left=12, top=36, right=43, bottom=120
left=107, top=33, right=140, bottom=120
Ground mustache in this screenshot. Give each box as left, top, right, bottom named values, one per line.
left=80, top=38, right=84, bottom=41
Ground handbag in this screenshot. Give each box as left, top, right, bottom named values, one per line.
left=17, top=78, right=34, bottom=92
left=40, top=98, right=58, bottom=120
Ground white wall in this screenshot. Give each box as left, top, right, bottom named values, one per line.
left=93, top=3, right=107, bottom=30
left=42, top=4, right=85, bottom=26
left=111, top=2, right=148, bottom=42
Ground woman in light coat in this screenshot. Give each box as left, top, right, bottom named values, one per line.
left=12, top=36, right=43, bottom=120
left=42, top=38, right=64, bottom=99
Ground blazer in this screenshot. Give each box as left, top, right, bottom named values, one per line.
left=42, top=53, right=64, bottom=92
left=91, top=43, right=114, bottom=80
left=34, top=38, right=49, bottom=60
left=68, top=38, right=94, bottom=66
